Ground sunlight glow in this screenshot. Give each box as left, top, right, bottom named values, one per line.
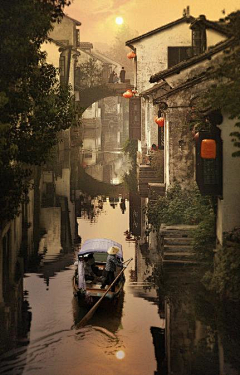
left=116, top=350, right=125, bottom=360
left=115, top=16, right=124, bottom=25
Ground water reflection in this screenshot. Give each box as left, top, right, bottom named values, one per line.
left=73, top=292, right=124, bottom=334
left=153, top=265, right=240, bottom=375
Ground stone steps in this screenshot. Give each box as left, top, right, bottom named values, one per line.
left=163, top=259, right=199, bottom=267
left=163, top=244, right=193, bottom=252
left=164, top=237, right=193, bottom=245
left=163, top=252, right=196, bottom=261
left=160, top=224, right=197, bottom=265
left=161, top=230, right=195, bottom=238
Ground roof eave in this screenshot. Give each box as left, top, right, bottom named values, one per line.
left=149, top=37, right=236, bottom=83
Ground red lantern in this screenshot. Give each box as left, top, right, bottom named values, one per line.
left=155, top=117, right=164, bottom=127
left=127, top=51, right=136, bottom=59
left=123, top=89, right=133, bottom=98
left=201, top=139, right=216, bottom=159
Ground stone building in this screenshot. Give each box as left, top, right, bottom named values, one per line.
left=126, top=10, right=229, bottom=155
left=147, top=35, right=240, bottom=245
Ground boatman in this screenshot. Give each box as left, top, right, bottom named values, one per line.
left=101, top=246, right=123, bottom=291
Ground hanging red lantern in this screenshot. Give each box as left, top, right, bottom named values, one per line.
left=122, top=89, right=133, bottom=98
left=155, top=117, right=164, bottom=127
left=201, top=139, right=216, bottom=159
left=127, top=51, right=136, bottom=59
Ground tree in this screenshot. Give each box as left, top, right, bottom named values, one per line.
left=107, top=24, right=139, bottom=78
left=78, top=58, right=103, bottom=88
left=0, top=0, right=75, bottom=224
left=203, top=11, right=240, bottom=156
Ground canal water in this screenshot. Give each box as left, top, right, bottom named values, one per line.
left=0, top=198, right=164, bottom=375
left=1, top=199, right=240, bottom=374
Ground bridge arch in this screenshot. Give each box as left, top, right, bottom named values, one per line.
left=76, top=81, right=134, bottom=113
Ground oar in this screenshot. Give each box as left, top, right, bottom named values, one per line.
left=77, top=258, right=133, bottom=328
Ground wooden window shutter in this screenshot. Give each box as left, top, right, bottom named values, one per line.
left=129, top=97, right=141, bottom=140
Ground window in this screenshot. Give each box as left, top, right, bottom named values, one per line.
left=84, top=153, right=92, bottom=159
left=76, top=29, right=80, bottom=47
left=168, top=47, right=192, bottom=68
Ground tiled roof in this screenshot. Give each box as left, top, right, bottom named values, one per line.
left=149, top=37, right=236, bottom=83
left=140, top=81, right=170, bottom=96
left=190, top=16, right=231, bottom=36
left=80, top=42, right=93, bottom=50
left=65, top=14, right=81, bottom=26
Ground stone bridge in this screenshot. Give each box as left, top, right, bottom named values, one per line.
left=75, top=80, right=134, bottom=112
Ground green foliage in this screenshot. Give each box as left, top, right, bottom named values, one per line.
left=192, top=213, right=216, bottom=262
left=122, top=138, right=138, bottom=164
left=199, top=11, right=240, bottom=156
left=0, top=0, right=74, bottom=225
left=146, top=183, right=213, bottom=230
left=78, top=58, right=103, bottom=88
left=203, top=244, right=240, bottom=300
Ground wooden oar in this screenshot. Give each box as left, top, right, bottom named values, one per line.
left=77, top=258, right=133, bottom=328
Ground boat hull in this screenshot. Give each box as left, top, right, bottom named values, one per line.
left=72, top=275, right=124, bottom=303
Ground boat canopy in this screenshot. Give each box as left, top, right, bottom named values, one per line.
left=78, top=238, right=123, bottom=259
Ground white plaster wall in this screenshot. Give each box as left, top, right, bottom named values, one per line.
left=82, top=138, right=96, bottom=150
left=40, top=207, right=62, bottom=254
left=165, top=118, right=170, bottom=188
left=49, top=16, right=75, bottom=46
left=133, top=25, right=226, bottom=94
left=82, top=103, right=98, bottom=118
left=55, top=168, right=75, bottom=241
left=69, top=52, right=75, bottom=90
left=217, top=117, right=240, bottom=244
left=206, top=29, right=227, bottom=48
left=134, top=23, right=192, bottom=93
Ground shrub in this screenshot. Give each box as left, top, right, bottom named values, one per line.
left=146, top=183, right=213, bottom=230
left=203, top=244, right=240, bottom=300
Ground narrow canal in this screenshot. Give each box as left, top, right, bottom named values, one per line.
left=0, top=198, right=164, bottom=375
left=1, top=93, right=239, bottom=374
left=1, top=193, right=239, bottom=375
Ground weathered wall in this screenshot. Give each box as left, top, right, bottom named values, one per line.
left=133, top=22, right=225, bottom=157
left=132, top=24, right=225, bottom=94
left=217, top=117, right=240, bottom=244
left=134, top=23, right=192, bottom=93
left=166, top=104, right=195, bottom=188
left=49, top=16, right=76, bottom=46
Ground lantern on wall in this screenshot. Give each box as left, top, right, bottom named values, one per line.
left=127, top=51, right=136, bottom=59
left=122, top=89, right=133, bottom=98
left=200, top=139, right=216, bottom=159
left=154, top=117, right=165, bottom=127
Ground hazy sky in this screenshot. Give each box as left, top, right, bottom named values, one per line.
left=67, top=0, right=240, bottom=48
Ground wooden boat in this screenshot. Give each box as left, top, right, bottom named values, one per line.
left=73, top=238, right=125, bottom=302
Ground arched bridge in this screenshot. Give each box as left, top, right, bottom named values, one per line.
left=75, top=80, right=134, bottom=112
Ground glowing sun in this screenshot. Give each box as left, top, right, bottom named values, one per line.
left=115, top=16, right=124, bottom=25
left=116, top=350, right=125, bottom=360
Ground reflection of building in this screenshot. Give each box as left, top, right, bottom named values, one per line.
left=161, top=266, right=239, bottom=375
